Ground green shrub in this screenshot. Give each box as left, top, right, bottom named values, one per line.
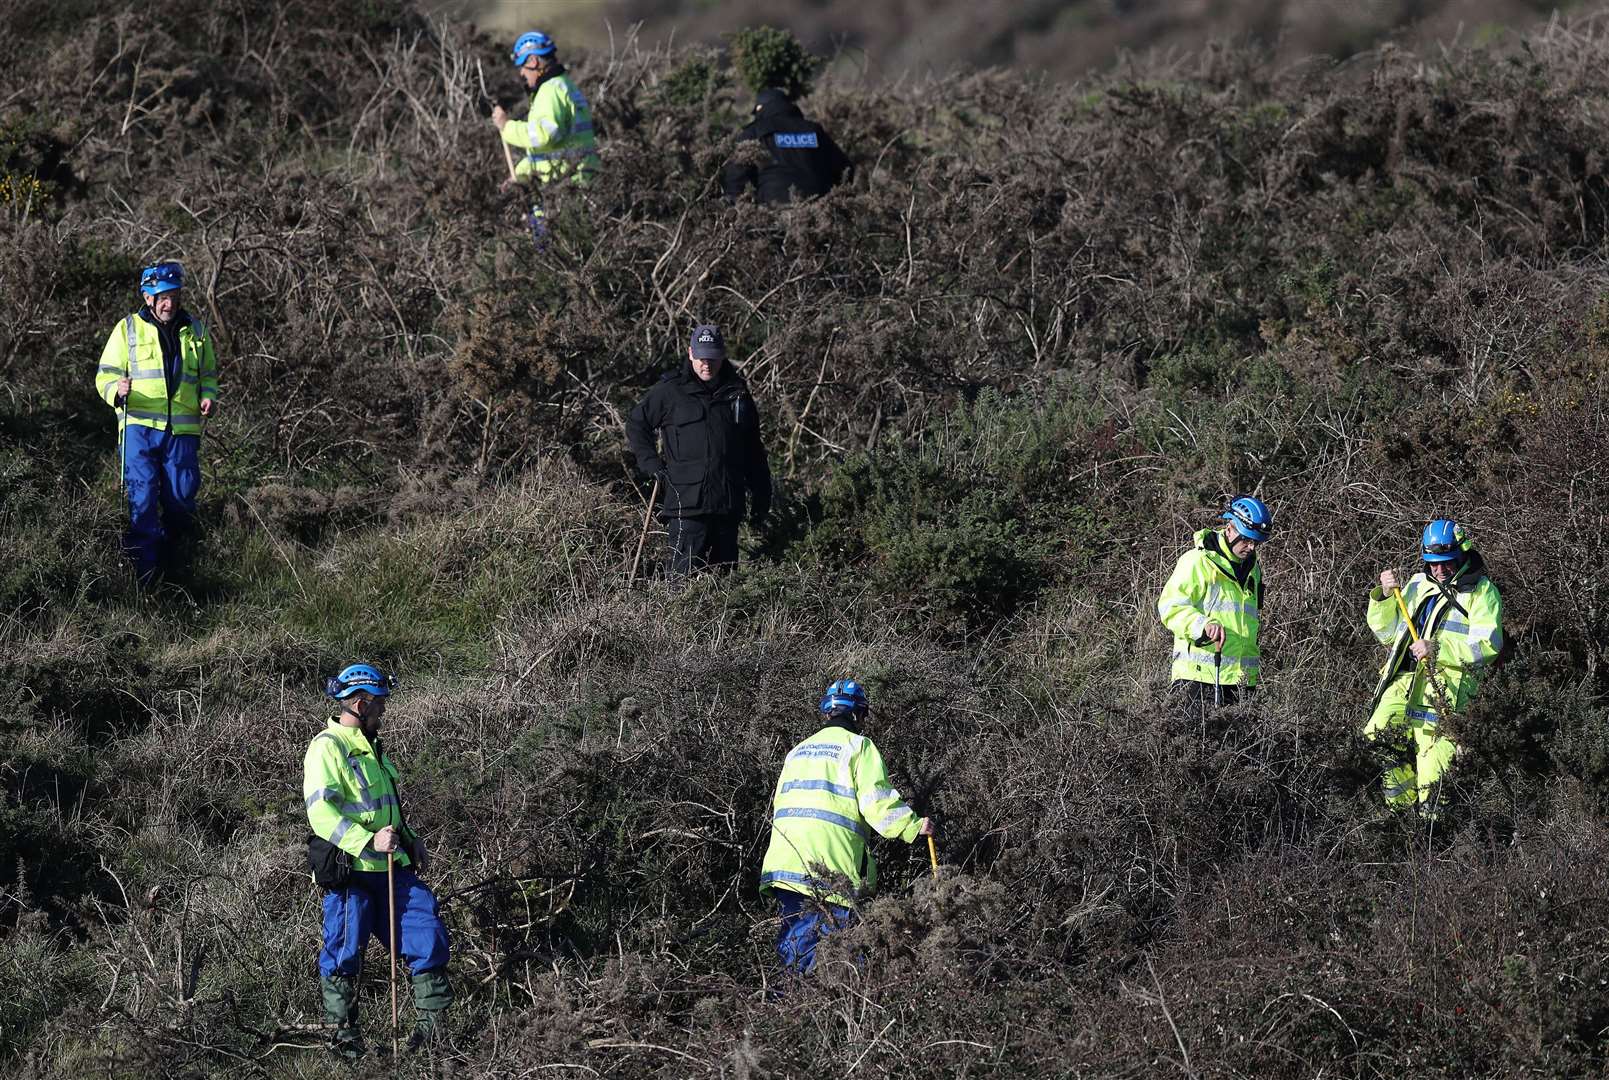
left=0, top=922, right=98, bottom=1057
left=655, top=48, right=728, bottom=109
left=799, top=390, right=1108, bottom=633
left=726, top=25, right=824, bottom=99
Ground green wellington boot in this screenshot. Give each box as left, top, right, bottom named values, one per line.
left=321, top=975, right=364, bottom=1060
left=404, top=969, right=453, bottom=1052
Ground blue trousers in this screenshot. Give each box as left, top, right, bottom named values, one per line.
left=776, top=891, right=856, bottom=973
left=120, top=423, right=199, bottom=578
left=319, top=868, right=450, bottom=978
left=525, top=205, right=547, bottom=249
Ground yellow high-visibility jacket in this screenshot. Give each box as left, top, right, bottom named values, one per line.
left=1367, top=558, right=1503, bottom=716
left=1157, top=528, right=1264, bottom=686
left=758, top=724, right=922, bottom=906
left=302, top=720, right=415, bottom=874
left=500, top=70, right=599, bottom=184
left=94, top=310, right=218, bottom=434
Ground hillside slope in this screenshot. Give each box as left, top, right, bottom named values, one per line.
left=462, top=0, right=1577, bottom=77
left=3, top=1, right=1609, bottom=1076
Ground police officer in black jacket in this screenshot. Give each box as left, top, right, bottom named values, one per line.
left=625, top=324, right=773, bottom=577
left=720, top=88, right=852, bottom=205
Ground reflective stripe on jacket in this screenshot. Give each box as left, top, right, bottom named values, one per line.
left=758, top=725, right=921, bottom=906
left=302, top=720, right=412, bottom=873
left=1157, top=528, right=1263, bottom=686
left=94, top=311, right=218, bottom=435
left=1366, top=563, right=1503, bottom=716
left=500, top=71, right=600, bottom=184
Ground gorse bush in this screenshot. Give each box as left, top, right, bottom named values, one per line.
left=725, top=25, right=823, bottom=98
left=4, top=0, right=1609, bottom=1076
left=801, top=390, right=1106, bottom=632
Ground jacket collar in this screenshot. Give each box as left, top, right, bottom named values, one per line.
left=137, top=307, right=193, bottom=331
left=531, top=63, right=568, bottom=94
left=324, top=717, right=378, bottom=755
left=1421, top=550, right=1486, bottom=615
left=1198, top=528, right=1257, bottom=585
left=675, top=361, right=742, bottom=394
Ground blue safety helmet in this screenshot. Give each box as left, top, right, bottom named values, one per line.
left=1421, top=519, right=1470, bottom=564
left=819, top=679, right=869, bottom=716
left=325, top=663, right=398, bottom=700
left=511, top=31, right=556, bottom=66
left=1222, top=495, right=1273, bottom=543
left=139, top=261, right=185, bottom=296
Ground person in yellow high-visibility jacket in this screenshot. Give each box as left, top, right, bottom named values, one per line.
left=303, top=664, right=451, bottom=1058
left=490, top=30, right=599, bottom=244
left=758, top=679, right=933, bottom=974
left=1363, top=520, right=1504, bottom=818
left=1156, top=496, right=1273, bottom=719
left=93, top=262, right=219, bottom=582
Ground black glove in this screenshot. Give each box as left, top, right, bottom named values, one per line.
left=750, top=504, right=770, bottom=528
left=405, top=834, right=428, bottom=873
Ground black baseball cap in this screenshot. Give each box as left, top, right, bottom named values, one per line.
left=690, top=324, right=726, bottom=360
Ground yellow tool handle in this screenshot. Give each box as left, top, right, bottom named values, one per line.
left=926, top=834, right=939, bottom=878
left=1390, top=586, right=1422, bottom=643
left=1391, top=583, right=1459, bottom=734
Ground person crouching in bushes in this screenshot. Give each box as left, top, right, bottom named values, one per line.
left=758, top=679, right=933, bottom=975
left=720, top=88, right=852, bottom=205
left=303, top=664, right=451, bottom=1057
left=1363, top=520, right=1504, bottom=819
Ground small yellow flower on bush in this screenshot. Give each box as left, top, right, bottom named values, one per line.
left=0, top=171, right=48, bottom=208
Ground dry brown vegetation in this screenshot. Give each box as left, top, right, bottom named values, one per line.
left=3, top=1, right=1609, bottom=1076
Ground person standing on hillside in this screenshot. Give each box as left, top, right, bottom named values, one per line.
left=1156, top=496, right=1273, bottom=719
left=491, top=30, right=600, bottom=243
left=1363, top=520, right=1504, bottom=818
left=720, top=88, right=852, bottom=205
left=94, top=261, right=219, bottom=585
left=304, top=665, right=452, bottom=1057
left=624, top=324, right=772, bottom=578
left=758, top=679, right=934, bottom=974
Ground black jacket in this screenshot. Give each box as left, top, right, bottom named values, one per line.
left=720, top=92, right=851, bottom=205
left=625, top=363, right=773, bottom=520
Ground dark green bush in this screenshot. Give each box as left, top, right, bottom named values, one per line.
left=654, top=47, right=729, bottom=109
left=798, top=390, right=1108, bottom=632
left=726, top=25, right=824, bottom=99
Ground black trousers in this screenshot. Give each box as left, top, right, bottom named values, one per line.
left=665, top=513, right=741, bottom=577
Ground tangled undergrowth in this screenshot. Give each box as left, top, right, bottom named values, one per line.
left=3, top=1, right=1609, bottom=1076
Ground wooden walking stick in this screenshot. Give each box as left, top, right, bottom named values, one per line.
left=499, top=131, right=518, bottom=184
left=387, top=851, right=399, bottom=1058
left=627, top=477, right=660, bottom=583
left=475, top=59, right=520, bottom=183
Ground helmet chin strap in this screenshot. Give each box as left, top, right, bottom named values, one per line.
left=341, top=697, right=380, bottom=734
